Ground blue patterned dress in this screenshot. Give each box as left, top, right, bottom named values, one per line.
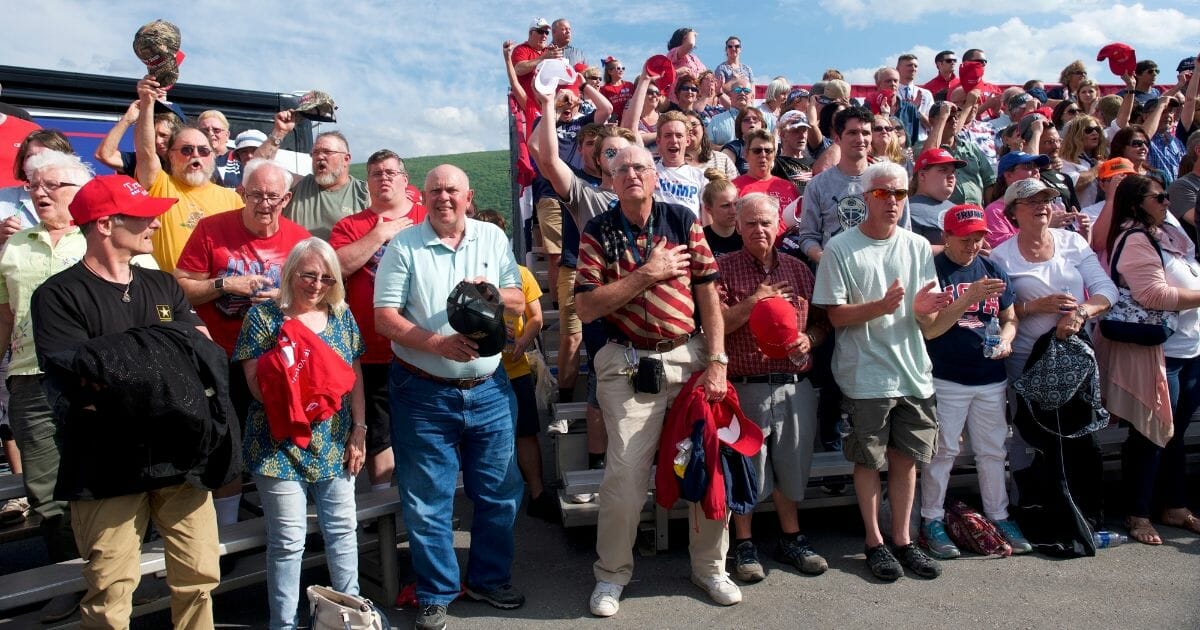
left=233, top=301, right=363, bottom=482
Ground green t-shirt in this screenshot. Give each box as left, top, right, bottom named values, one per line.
left=812, top=226, right=937, bottom=399
left=282, top=175, right=370, bottom=241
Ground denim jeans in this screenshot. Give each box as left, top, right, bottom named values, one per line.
left=256, top=472, right=359, bottom=630
left=1122, top=354, right=1200, bottom=516
left=389, top=364, right=522, bottom=606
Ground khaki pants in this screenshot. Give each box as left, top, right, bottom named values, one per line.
left=71, top=483, right=220, bottom=630
left=592, top=337, right=730, bottom=585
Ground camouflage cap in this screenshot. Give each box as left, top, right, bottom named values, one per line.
left=293, top=90, right=338, bottom=123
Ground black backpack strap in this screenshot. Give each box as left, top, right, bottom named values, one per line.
left=1109, top=227, right=1165, bottom=287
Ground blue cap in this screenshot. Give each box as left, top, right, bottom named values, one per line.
left=151, top=98, right=187, bottom=124
left=997, top=151, right=1050, bottom=177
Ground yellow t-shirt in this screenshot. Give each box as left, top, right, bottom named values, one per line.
left=501, top=265, right=543, bottom=378
left=147, top=170, right=243, bottom=272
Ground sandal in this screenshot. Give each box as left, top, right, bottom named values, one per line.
left=1159, top=510, right=1200, bottom=535
left=1126, top=516, right=1163, bottom=545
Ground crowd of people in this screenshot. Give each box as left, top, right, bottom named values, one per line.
left=0, top=15, right=1197, bottom=630
left=508, top=15, right=1200, bottom=622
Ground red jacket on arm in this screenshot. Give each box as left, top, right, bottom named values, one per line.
left=257, top=318, right=356, bottom=448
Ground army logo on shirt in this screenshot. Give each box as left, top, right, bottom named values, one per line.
left=156, top=305, right=174, bottom=322
left=837, top=194, right=867, bottom=230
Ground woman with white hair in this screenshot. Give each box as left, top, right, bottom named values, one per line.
left=759, top=76, right=791, bottom=120
left=234, top=238, right=366, bottom=629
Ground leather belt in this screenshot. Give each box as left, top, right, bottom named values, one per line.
left=729, top=373, right=805, bottom=385
left=395, top=358, right=494, bottom=390
left=611, top=332, right=693, bottom=353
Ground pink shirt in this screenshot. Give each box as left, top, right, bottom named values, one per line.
left=983, top=198, right=1016, bottom=248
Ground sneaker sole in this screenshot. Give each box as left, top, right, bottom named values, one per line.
left=733, top=564, right=766, bottom=582
left=465, top=587, right=524, bottom=610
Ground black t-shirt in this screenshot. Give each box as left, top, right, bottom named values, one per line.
left=772, top=154, right=814, bottom=198
left=924, top=253, right=1014, bottom=386
left=704, top=225, right=743, bottom=257
left=32, top=262, right=202, bottom=500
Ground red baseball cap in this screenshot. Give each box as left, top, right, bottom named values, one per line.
left=713, top=400, right=765, bottom=457
left=1098, top=43, right=1137, bottom=76
left=915, top=148, right=967, bottom=171
left=959, top=61, right=984, bottom=93
left=644, top=55, right=676, bottom=96
left=748, top=297, right=800, bottom=360
left=68, top=175, right=176, bottom=225
left=942, top=204, right=989, bottom=237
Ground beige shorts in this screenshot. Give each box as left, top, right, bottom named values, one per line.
left=557, top=267, right=581, bottom=335
left=841, top=395, right=938, bottom=469
left=535, top=197, right=564, bottom=255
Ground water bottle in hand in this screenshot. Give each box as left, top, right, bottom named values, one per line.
left=983, top=317, right=1002, bottom=358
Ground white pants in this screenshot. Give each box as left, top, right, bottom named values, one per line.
left=920, top=378, right=1010, bottom=522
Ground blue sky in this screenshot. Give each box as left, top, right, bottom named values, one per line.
left=6, top=1, right=1199, bottom=158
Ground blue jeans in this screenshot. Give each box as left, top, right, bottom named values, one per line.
left=1123, top=354, right=1200, bottom=516
left=256, top=472, right=359, bottom=630
left=389, top=364, right=522, bottom=606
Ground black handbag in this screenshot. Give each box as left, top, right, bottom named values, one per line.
left=1098, top=228, right=1177, bottom=346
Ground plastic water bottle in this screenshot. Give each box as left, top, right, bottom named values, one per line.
left=836, top=412, right=852, bottom=439
left=1093, top=531, right=1128, bottom=548
left=983, top=318, right=1002, bottom=358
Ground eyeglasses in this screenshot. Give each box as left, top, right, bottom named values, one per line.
left=748, top=147, right=775, bottom=155
left=731, top=87, right=753, bottom=95
left=23, top=180, right=79, bottom=193
left=873, top=126, right=895, bottom=133
left=1144, top=192, right=1168, bottom=203
left=677, top=85, right=699, bottom=93
left=198, top=126, right=227, bottom=135
left=176, top=145, right=213, bottom=157
left=613, top=163, right=654, bottom=177
left=297, top=272, right=337, bottom=287
left=245, top=191, right=286, bottom=205
left=868, top=188, right=909, bottom=200
left=311, top=149, right=348, bottom=158
left=1128, top=139, right=1148, bottom=148
left=1084, top=126, right=1102, bottom=134
left=368, top=169, right=407, bottom=180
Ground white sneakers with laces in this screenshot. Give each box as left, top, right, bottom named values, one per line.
left=589, top=580, right=624, bottom=617
left=690, top=572, right=742, bottom=606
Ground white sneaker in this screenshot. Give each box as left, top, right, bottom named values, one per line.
left=690, top=573, right=742, bottom=606
left=589, top=580, right=623, bottom=617
left=568, top=492, right=596, bottom=504
left=546, top=418, right=570, bottom=435
left=0, top=497, right=29, bottom=524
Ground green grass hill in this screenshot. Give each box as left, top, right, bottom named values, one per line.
left=349, top=150, right=513, bottom=228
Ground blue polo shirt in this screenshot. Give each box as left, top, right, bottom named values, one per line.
left=374, top=217, right=520, bottom=379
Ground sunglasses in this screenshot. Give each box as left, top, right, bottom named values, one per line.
left=611, top=65, right=625, bottom=71
left=677, top=85, right=699, bottom=93
left=1064, top=108, right=1081, bottom=115
left=868, top=188, right=909, bottom=200
left=748, top=147, right=774, bottom=155
left=1128, top=139, right=1148, bottom=148
left=873, top=126, right=895, bottom=133
left=647, top=91, right=661, bottom=97
left=297, top=272, right=337, bottom=287
left=198, top=126, right=227, bottom=135
left=1144, top=192, right=1168, bottom=203
left=177, top=145, right=213, bottom=157
left=1084, top=126, right=1102, bottom=134
left=969, top=59, right=988, bottom=66
left=726, top=44, right=741, bottom=49
left=1070, top=70, right=1088, bottom=76
left=731, top=87, right=753, bottom=95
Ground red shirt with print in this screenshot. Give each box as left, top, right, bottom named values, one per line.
left=733, top=175, right=800, bottom=222
left=512, top=43, right=544, bottom=116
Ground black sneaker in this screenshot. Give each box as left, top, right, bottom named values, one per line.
left=415, top=603, right=447, bottom=630
left=775, top=535, right=828, bottom=575
left=732, top=540, right=766, bottom=582
left=895, top=543, right=942, bottom=579
left=465, top=583, right=525, bottom=610
left=865, top=543, right=902, bottom=581
left=526, top=492, right=560, bottom=524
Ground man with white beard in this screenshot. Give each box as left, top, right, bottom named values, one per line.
left=255, top=111, right=370, bottom=240
left=135, top=75, right=242, bottom=272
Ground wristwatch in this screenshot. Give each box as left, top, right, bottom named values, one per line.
left=214, top=277, right=226, bottom=294
left=706, top=352, right=729, bottom=365
left=269, top=134, right=284, bottom=146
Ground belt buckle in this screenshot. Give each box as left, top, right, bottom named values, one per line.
left=654, top=338, right=673, bottom=353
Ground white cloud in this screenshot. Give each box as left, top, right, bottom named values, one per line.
left=811, top=0, right=1102, bottom=26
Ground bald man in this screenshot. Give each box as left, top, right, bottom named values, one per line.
left=373, top=165, right=526, bottom=628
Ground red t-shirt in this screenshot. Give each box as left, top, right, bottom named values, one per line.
left=176, top=210, right=311, bottom=353
left=733, top=174, right=801, bottom=222
left=0, top=115, right=41, bottom=189
left=512, top=43, right=544, bottom=116
left=600, top=81, right=635, bottom=120
left=328, top=205, right=427, bottom=364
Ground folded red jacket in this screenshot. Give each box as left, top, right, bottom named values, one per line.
left=256, top=318, right=356, bottom=448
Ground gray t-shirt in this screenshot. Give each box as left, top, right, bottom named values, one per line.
left=1167, top=172, right=1200, bottom=220
left=908, top=194, right=954, bottom=245
left=797, top=164, right=911, bottom=257
left=812, top=226, right=937, bottom=399
left=565, top=172, right=617, bottom=229
left=283, top=175, right=371, bottom=241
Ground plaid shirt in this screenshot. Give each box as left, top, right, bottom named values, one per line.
left=717, top=248, right=828, bottom=376
left=576, top=201, right=718, bottom=345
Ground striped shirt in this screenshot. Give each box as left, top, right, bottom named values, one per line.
left=717, top=249, right=828, bottom=376
left=575, top=201, right=718, bottom=345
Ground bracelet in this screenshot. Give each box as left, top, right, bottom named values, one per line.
left=352, top=423, right=367, bottom=431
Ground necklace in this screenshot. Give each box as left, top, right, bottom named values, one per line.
left=81, top=259, right=133, bottom=303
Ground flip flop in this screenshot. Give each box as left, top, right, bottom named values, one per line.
left=1126, top=516, right=1163, bottom=545
left=1159, top=510, right=1200, bottom=535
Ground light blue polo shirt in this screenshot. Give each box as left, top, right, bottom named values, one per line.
left=374, top=217, right=520, bottom=379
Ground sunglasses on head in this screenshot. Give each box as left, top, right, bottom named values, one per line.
left=177, top=145, right=213, bottom=157
left=868, top=188, right=909, bottom=200
left=731, top=87, right=753, bottom=95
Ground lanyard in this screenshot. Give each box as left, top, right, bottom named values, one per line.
left=618, top=208, right=655, bottom=266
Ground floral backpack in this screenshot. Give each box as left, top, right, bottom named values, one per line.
left=945, top=500, right=1012, bottom=557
